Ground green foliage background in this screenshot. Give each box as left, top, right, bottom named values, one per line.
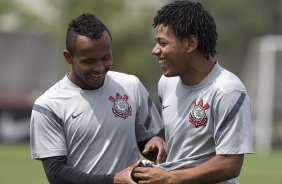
left=1, top=0, right=282, bottom=99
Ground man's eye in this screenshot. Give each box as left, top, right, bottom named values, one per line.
left=83, top=60, right=93, bottom=64
left=102, top=55, right=111, bottom=61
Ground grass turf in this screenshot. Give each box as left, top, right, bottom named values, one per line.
left=0, top=142, right=48, bottom=184
left=0, top=142, right=281, bottom=184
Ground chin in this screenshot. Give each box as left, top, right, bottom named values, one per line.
left=90, top=82, right=104, bottom=90
left=163, top=72, right=175, bottom=77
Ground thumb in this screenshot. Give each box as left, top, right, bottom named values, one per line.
left=133, top=160, right=141, bottom=168
left=142, top=144, right=155, bottom=154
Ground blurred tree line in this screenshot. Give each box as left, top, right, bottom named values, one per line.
left=1, top=0, right=282, bottom=103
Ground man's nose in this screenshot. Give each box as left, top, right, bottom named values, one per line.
left=152, top=45, right=161, bottom=55
left=92, top=60, right=104, bottom=72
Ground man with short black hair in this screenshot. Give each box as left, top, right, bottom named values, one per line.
left=30, top=13, right=166, bottom=184
left=132, top=1, right=253, bottom=183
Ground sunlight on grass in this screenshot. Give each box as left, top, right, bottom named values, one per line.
left=0, top=142, right=281, bottom=184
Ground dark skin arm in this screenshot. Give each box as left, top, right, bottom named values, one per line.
left=137, top=128, right=166, bottom=164
left=133, top=154, right=244, bottom=184
left=138, top=136, right=167, bottom=164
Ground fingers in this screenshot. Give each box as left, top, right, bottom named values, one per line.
left=142, top=144, right=156, bottom=154
left=130, top=160, right=145, bottom=183
left=133, top=160, right=141, bottom=167
left=129, top=161, right=141, bottom=176
left=131, top=167, right=139, bottom=183
left=129, top=160, right=141, bottom=172
left=127, top=161, right=141, bottom=183
left=142, top=136, right=167, bottom=164
left=132, top=167, right=154, bottom=184
left=131, top=167, right=146, bottom=180
left=155, top=146, right=167, bottom=164
left=144, top=141, right=166, bottom=164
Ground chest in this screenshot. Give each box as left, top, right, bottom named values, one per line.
left=61, top=91, right=137, bottom=138
left=161, top=86, right=216, bottom=137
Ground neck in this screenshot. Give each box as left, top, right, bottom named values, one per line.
left=181, top=58, right=215, bottom=86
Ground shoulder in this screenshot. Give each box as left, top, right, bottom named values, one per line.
left=214, top=65, right=247, bottom=93
left=34, top=76, right=72, bottom=107
left=158, top=75, right=180, bottom=99
left=159, top=75, right=180, bottom=86
left=158, top=75, right=180, bottom=91
left=107, top=71, right=141, bottom=85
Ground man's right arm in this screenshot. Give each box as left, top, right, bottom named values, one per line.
left=42, top=156, right=114, bottom=184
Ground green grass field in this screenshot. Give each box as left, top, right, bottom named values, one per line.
left=0, top=142, right=48, bottom=184
left=0, top=142, right=281, bottom=184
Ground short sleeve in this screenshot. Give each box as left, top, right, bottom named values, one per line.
left=134, top=78, right=164, bottom=142
left=30, top=104, right=67, bottom=159
left=213, top=91, right=253, bottom=154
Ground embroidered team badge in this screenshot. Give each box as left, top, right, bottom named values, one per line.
left=189, top=99, right=209, bottom=128
left=109, top=93, right=132, bottom=119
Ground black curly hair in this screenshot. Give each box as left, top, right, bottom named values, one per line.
left=66, top=13, right=112, bottom=55
left=153, top=0, right=217, bottom=59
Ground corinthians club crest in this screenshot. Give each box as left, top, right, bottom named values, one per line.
left=189, top=99, right=209, bottom=128
left=109, top=93, right=132, bottom=119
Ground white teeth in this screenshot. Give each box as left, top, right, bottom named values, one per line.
left=159, top=59, right=166, bottom=64
left=91, top=74, right=102, bottom=78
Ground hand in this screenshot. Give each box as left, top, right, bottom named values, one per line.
left=132, top=166, right=172, bottom=184
left=114, top=161, right=140, bottom=184
left=142, top=136, right=167, bottom=164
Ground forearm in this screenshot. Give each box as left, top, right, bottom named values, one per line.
left=169, top=154, right=244, bottom=184
left=42, top=156, right=114, bottom=184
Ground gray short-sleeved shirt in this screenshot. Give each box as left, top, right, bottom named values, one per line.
left=157, top=63, right=253, bottom=184
left=30, top=71, right=164, bottom=174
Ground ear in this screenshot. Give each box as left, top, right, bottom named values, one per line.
left=63, top=50, right=73, bottom=64
left=187, top=35, right=198, bottom=53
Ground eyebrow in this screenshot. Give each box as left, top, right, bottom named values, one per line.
left=155, top=37, right=168, bottom=42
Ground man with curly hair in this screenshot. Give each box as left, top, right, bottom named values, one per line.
left=30, top=13, right=166, bottom=184
left=132, top=1, right=253, bottom=183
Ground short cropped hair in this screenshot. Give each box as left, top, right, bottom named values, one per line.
left=153, top=1, right=217, bottom=59
left=66, top=13, right=112, bottom=55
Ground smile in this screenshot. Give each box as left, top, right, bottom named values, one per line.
left=158, top=59, right=167, bottom=64
left=90, top=73, right=103, bottom=78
